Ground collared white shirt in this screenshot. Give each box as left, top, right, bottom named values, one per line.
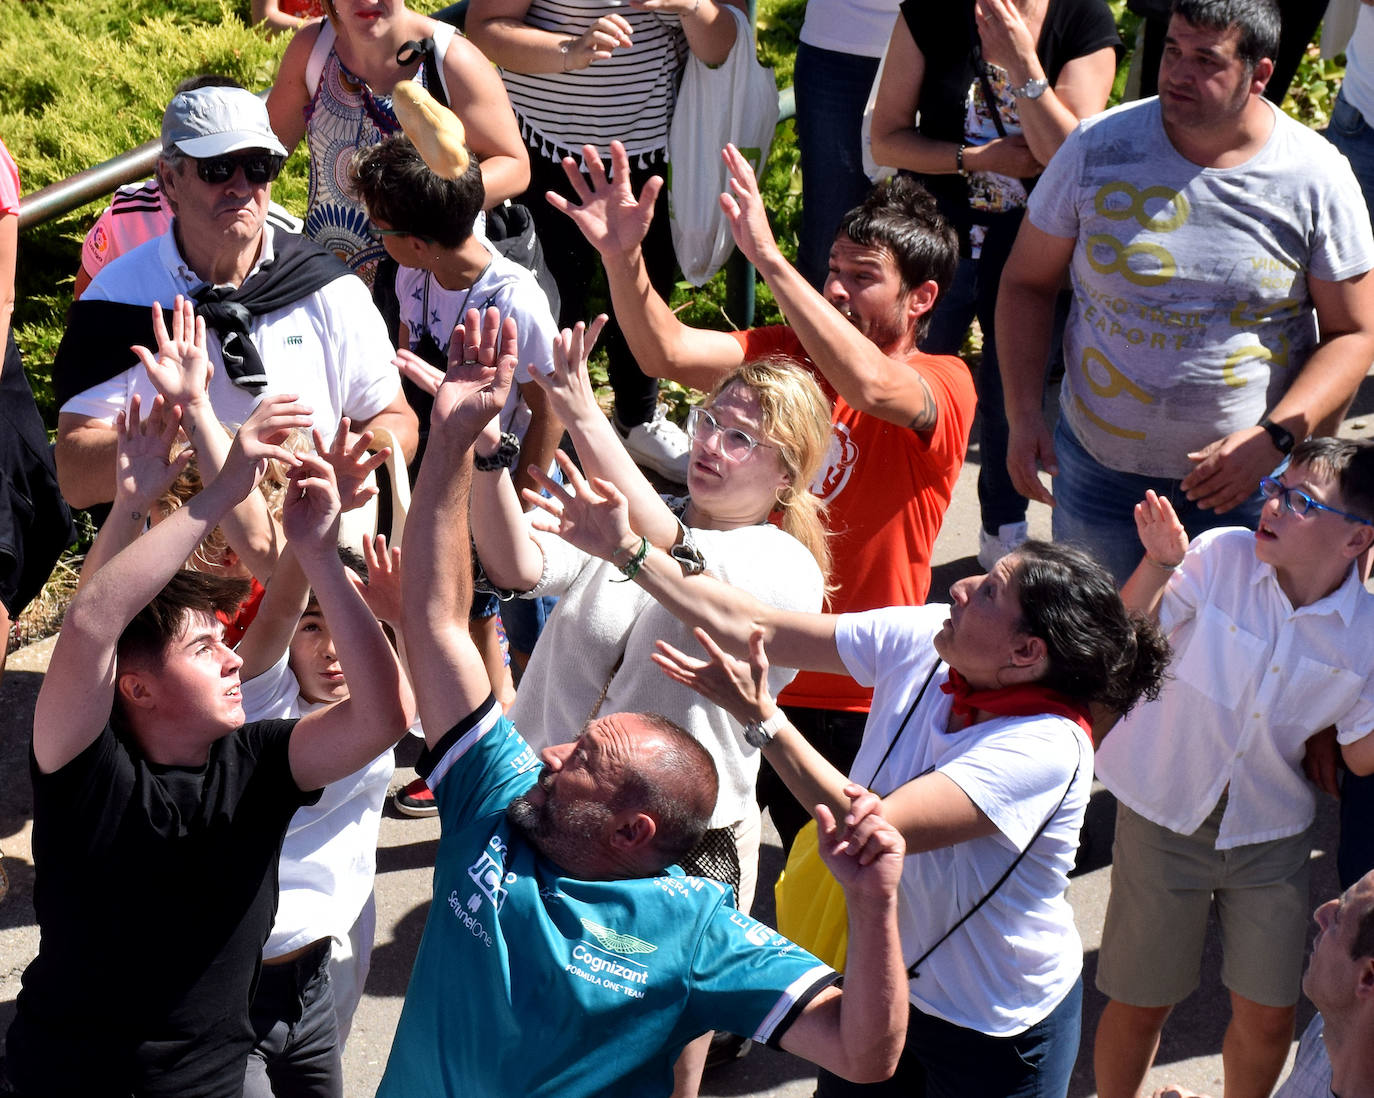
left=1096, top=528, right=1374, bottom=848
left=64, top=224, right=401, bottom=446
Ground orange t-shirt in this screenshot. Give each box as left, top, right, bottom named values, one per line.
left=730, top=327, right=976, bottom=712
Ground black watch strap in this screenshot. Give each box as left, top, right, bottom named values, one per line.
left=1259, top=417, right=1295, bottom=456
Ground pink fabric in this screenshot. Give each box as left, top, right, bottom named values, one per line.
left=0, top=138, right=19, bottom=216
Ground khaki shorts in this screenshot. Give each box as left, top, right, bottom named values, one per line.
left=1096, top=799, right=1312, bottom=1008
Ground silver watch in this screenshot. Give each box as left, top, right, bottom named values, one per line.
left=743, top=710, right=787, bottom=749
left=1010, top=76, right=1049, bottom=100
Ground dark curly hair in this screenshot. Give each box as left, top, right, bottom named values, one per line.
left=1012, top=541, right=1171, bottom=715
left=349, top=134, right=484, bottom=248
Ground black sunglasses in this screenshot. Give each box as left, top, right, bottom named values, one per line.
left=195, top=152, right=285, bottom=185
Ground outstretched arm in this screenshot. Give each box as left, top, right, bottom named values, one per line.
left=526, top=455, right=846, bottom=671
left=528, top=315, right=680, bottom=548
left=717, top=144, right=939, bottom=432
left=1120, top=490, right=1187, bottom=620
left=34, top=395, right=310, bottom=774
left=284, top=452, right=412, bottom=791
left=135, top=296, right=286, bottom=583
left=77, top=394, right=194, bottom=587
left=547, top=141, right=746, bottom=389
left=402, top=308, right=519, bottom=743
left=778, top=791, right=906, bottom=1083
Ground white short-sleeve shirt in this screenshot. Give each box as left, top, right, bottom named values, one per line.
left=1096, top=527, right=1374, bottom=847
left=837, top=605, right=1092, bottom=1037
left=65, top=225, right=401, bottom=447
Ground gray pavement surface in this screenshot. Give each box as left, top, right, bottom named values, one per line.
left=4, top=381, right=1373, bottom=1096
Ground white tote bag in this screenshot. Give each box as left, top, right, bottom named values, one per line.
left=667, top=4, right=779, bottom=286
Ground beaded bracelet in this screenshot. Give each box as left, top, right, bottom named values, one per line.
left=611, top=536, right=650, bottom=582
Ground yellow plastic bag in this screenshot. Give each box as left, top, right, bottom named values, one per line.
left=774, top=818, right=848, bottom=972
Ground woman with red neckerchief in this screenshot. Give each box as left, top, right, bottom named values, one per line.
left=528, top=469, right=1168, bottom=1098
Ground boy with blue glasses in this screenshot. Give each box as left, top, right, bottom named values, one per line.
left=1091, top=436, right=1374, bottom=1098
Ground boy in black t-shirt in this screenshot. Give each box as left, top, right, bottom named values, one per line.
left=2, top=329, right=410, bottom=1098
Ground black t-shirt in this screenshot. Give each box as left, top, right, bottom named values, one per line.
left=6, top=720, right=317, bottom=1098
left=900, top=0, right=1121, bottom=239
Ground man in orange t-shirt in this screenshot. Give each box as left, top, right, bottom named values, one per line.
left=551, top=141, right=976, bottom=848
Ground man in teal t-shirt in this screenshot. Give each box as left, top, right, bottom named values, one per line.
left=385, top=310, right=910, bottom=1097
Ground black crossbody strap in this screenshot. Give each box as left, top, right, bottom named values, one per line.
left=907, top=749, right=1082, bottom=980
left=865, top=660, right=941, bottom=794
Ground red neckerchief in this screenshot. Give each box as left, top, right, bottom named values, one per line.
left=940, top=668, right=1094, bottom=742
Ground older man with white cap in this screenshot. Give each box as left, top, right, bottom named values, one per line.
left=53, top=81, right=417, bottom=510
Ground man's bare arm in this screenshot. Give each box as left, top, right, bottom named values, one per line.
left=402, top=310, right=519, bottom=744
left=995, top=221, right=1077, bottom=506
left=719, top=144, right=940, bottom=431
left=778, top=792, right=906, bottom=1083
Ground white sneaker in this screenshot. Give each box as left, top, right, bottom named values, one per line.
left=977, top=521, right=1029, bottom=571
left=619, top=405, right=691, bottom=483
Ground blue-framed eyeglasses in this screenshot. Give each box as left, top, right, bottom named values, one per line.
left=1259, top=476, right=1374, bottom=526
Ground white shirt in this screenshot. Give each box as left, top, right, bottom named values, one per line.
left=837, top=605, right=1092, bottom=1037
left=241, top=653, right=395, bottom=958
left=1096, top=528, right=1374, bottom=848
left=396, top=248, right=556, bottom=441
left=65, top=225, right=402, bottom=447
left=799, top=0, right=899, bottom=58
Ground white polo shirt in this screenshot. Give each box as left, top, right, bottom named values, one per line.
left=64, top=224, right=401, bottom=445
left=1096, top=527, right=1374, bottom=848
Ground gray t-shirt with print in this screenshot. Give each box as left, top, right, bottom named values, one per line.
left=1029, top=97, right=1374, bottom=478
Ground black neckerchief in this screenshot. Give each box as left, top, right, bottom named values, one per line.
left=54, top=229, right=353, bottom=408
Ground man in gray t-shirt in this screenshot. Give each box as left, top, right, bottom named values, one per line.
left=997, top=0, right=1374, bottom=583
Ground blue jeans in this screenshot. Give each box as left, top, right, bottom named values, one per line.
left=1052, top=418, right=1264, bottom=585
left=816, top=977, right=1083, bottom=1098
left=795, top=43, right=882, bottom=290
left=1327, top=90, right=1374, bottom=220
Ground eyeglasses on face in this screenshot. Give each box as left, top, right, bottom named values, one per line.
left=194, top=152, right=285, bottom=186
left=685, top=405, right=773, bottom=462
left=1258, top=476, right=1374, bottom=526
left=367, top=224, right=414, bottom=240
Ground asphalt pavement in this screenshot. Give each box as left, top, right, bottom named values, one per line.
left=3, top=387, right=1370, bottom=1096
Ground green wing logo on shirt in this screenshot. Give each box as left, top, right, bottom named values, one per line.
left=580, top=917, right=658, bottom=956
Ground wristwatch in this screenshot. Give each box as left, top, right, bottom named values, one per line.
left=473, top=432, right=521, bottom=472
left=743, top=710, right=787, bottom=749
left=1259, top=417, right=1295, bottom=456
left=1009, top=76, right=1049, bottom=100
left=669, top=517, right=706, bottom=576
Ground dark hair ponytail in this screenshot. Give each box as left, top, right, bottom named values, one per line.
left=1013, top=541, right=1171, bottom=714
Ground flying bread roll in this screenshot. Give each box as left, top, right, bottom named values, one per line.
left=392, top=80, right=471, bottom=179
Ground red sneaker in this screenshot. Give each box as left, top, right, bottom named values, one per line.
left=394, top=776, right=437, bottom=818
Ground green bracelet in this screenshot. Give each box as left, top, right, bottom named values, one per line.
left=611, top=536, right=649, bottom=582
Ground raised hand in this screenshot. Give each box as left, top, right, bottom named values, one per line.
left=282, top=451, right=342, bottom=559
left=315, top=419, right=389, bottom=514
left=431, top=306, right=517, bottom=445
left=529, top=315, right=609, bottom=429
left=113, top=393, right=195, bottom=518
left=526, top=451, right=635, bottom=562
left=220, top=393, right=312, bottom=500
left=815, top=784, right=905, bottom=901
left=653, top=626, right=775, bottom=727
left=1134, top=489, right=1187, bottom=569
left=719, top=143, right=780, bottom=268
left=974, top=0, right=1043, bottom=78
left=131, top=296, right=213, bottom=412
left=356, top=533, right=403, bottom=627
left=546, top=141, right=661, bottom=260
